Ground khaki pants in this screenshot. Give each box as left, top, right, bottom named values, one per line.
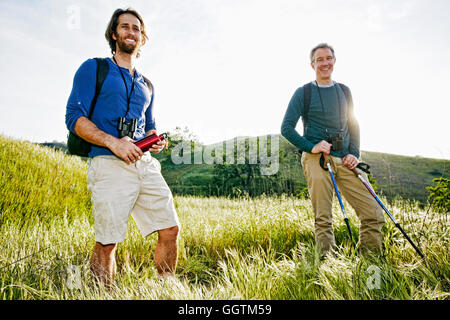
left=301, top=152, right=385, bottom=255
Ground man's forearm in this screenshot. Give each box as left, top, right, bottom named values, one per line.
left=74, top=116, right=117, bottom=150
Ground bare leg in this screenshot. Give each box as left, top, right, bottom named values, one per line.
left=90, top=242, right=118, bottom=287
left=154, top=226, right=179, bottom=278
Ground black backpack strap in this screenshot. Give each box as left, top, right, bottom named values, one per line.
left=303, top=82, right=350, bottom=126
left=87, top=57, right=109, bottom=119
left=142, top=75, right=155, bottom=116
left=337, top=83, right=353, bottom=112
left=142, top=76, right=153, bottom=95
left=142, top=75, right=154, bottom=106
left=302, top=82, right=312, bottom=134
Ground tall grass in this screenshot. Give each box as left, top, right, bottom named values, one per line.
left=0, top=135, right=91, bottom=224
left=0, top=135, right=448, bottom=300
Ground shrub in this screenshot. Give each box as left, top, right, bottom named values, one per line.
left=426, top=178, right=450, bottom=213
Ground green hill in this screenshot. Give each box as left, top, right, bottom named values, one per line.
left=1, top=135, right=91, bottom=223
left=358, top=150, right=448, bottom=202
left=152, top=134, right=449, bottom=203
left=38, top=134, right=449, bottom=203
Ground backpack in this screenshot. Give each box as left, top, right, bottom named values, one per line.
left=67, top=58, right=153, bottom=157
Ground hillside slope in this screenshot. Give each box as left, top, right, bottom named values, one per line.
left=154, top=135, right=449, bottom=202
left=0, top=135, right=91, bottom=223
left=37, top=134, right=449, bottom=202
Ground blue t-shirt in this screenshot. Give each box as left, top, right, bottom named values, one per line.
left=65, top=58, right=155, bottom=158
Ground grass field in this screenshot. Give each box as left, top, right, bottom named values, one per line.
left=0, top=135, right=448, bottom=300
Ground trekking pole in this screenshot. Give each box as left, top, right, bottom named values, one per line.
left=351, top=166, right=425, bottom=259
left=321, top=153, right=354, bottom=245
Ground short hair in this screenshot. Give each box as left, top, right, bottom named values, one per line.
left=105, top=8, right=149, bottom=58
left=310, top=43, right=335, bottom=63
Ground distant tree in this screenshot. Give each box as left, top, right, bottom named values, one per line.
left=213, top=138, right=261, bottom=196
left=157, top=126, right=202, bottom=162
left=426, top=178, right=450, bottom=213
left=166, top=126, right=200, bottom=146
left=212, top=136, right=286, bottom=197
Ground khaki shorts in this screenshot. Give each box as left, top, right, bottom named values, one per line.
left=87, top=153, right=180, bottom=245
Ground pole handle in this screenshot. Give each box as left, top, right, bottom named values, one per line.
left=323, top=153, right=330, bottom=163
left=320, top=153, right=330, bottom=171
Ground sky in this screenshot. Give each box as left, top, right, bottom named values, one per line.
left=0, top=0, right=449, bottom=160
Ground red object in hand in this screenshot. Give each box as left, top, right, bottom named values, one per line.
left=134, top=133, right=167, bottom=152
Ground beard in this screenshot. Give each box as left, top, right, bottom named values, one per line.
left=116, top=34, right=139, bottom=55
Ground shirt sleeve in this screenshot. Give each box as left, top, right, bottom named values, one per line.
left=65, top=59, right=97, bottom=133
left=281, top=87, right=315, bottom=153
left=144, top=84, right=156, bottom=132
left=345, top=88, right=360, bottom=158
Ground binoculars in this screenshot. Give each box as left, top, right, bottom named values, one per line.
left=118, top=117, right=137, bottom=138
left=326, top=129, right=344, bottom=151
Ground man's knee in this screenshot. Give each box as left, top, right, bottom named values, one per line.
left=158, top=226, right=179, bottom=242
left=95, top=242, right=118, bottom=255
left=359, top=209, right=385, bottom=251
left=361, top=208, right=385, bottom=228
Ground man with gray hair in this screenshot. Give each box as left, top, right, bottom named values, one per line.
left=281, top=43, right=385, bottom=256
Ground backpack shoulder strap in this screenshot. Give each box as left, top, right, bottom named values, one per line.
left=87, top=57, right=109, bottom=119
left=337, top=83, right=352, bottom=110
left=302, top=82, right=312, bottom=132
left=142, top=75, right=154, bottom=109
left=142, top=76, right=153, bottom=95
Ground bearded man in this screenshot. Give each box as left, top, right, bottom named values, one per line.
left=65, top=8, right=180, bottom=285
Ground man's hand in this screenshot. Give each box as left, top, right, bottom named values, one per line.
left=146, top=129, right=168, bottom=154
left=148, top=139, right=167, bottom=153
left=108, top=136, right=143, bottom=164
left=311, top=140, right=332, bottom=154
left=74, top=117, right=142, bottom=164
left=342, top=154, right=359, bottom=170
